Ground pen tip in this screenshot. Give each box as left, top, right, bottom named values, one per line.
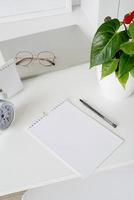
left=113, top=124, right=117, bottom=128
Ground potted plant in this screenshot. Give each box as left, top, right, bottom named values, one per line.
left=90, top=11, right=134, bottom=100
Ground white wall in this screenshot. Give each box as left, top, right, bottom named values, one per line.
left=98, top=0, right=119, bottom=24
left=72, top=0, right=81, bottom=6
left=81, top=0, right=120, bottom=32
left=81, top=0, right=100, bottom=31
left=118, top=0, right=134, bottom=20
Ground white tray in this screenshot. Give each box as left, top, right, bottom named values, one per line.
left=0, top=25, right=89, bottom=80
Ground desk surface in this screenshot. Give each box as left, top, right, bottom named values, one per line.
left=0, top=63, right=134, bottom=195
left=0, top=6, right=134, bottom=197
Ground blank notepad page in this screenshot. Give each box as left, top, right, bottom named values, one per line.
left=28, top=101, right=123, bottom=178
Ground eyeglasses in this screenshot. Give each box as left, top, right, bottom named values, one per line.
left=15, top=51, right=56, bottom=67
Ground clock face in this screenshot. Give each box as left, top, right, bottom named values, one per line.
left=0, top=102, right=14, bottom=130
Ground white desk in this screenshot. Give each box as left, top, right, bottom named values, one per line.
left=1, top=63, right=134, bottom=196
left=0, top=6, right=134, bottom=197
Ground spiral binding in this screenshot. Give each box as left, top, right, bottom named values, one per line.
left=28, top=100, right=67, bottom=130
left=50, top=99, right=67, bottom=113
left=28, top=112, right=46, bottom=129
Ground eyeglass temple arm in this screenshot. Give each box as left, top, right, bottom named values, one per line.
left=16, top=57, right=32, bottom=65
left=39, top=58, right=55, bottom=65
left=16, top=57, right=55, bottom=66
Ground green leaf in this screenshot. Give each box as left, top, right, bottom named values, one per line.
left=127, top=29, right=132, bottom=39
left=118, top=53, right=134, bottom=78
left=117, top=73, right=129, bottom=89
left=102, top=59, right=119, bottom=78
left=129, top=23, right=134, bottom=39
left=120, top=41, right=134, bottom=55
left=90, top=19, right=129, bottom=68
left=130, top=67, right=134, bottom=77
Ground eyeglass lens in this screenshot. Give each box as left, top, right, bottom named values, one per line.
left=15, top=51, right=33, bottom=66
left=38, top=51, right=55, bottom=66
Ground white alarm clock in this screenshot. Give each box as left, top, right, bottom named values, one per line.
left=0, top=100, right=14, bottom=130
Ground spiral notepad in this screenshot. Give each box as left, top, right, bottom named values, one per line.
left=28, top=101, right=123, bottom=178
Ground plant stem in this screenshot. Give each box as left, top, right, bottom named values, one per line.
left=122, top=22, right=127, bottom=31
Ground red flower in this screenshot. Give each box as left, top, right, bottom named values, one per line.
left=123, top=14, right=133, bottom=24
left=123, top=10, right=134, bottom=24
left=131, top=10, right=134, bottom=18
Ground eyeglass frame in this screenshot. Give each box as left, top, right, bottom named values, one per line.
left=15, top=51, right=56, bottom=67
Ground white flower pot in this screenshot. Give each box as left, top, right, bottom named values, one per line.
left=97, top=66, right=134, bottom=101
